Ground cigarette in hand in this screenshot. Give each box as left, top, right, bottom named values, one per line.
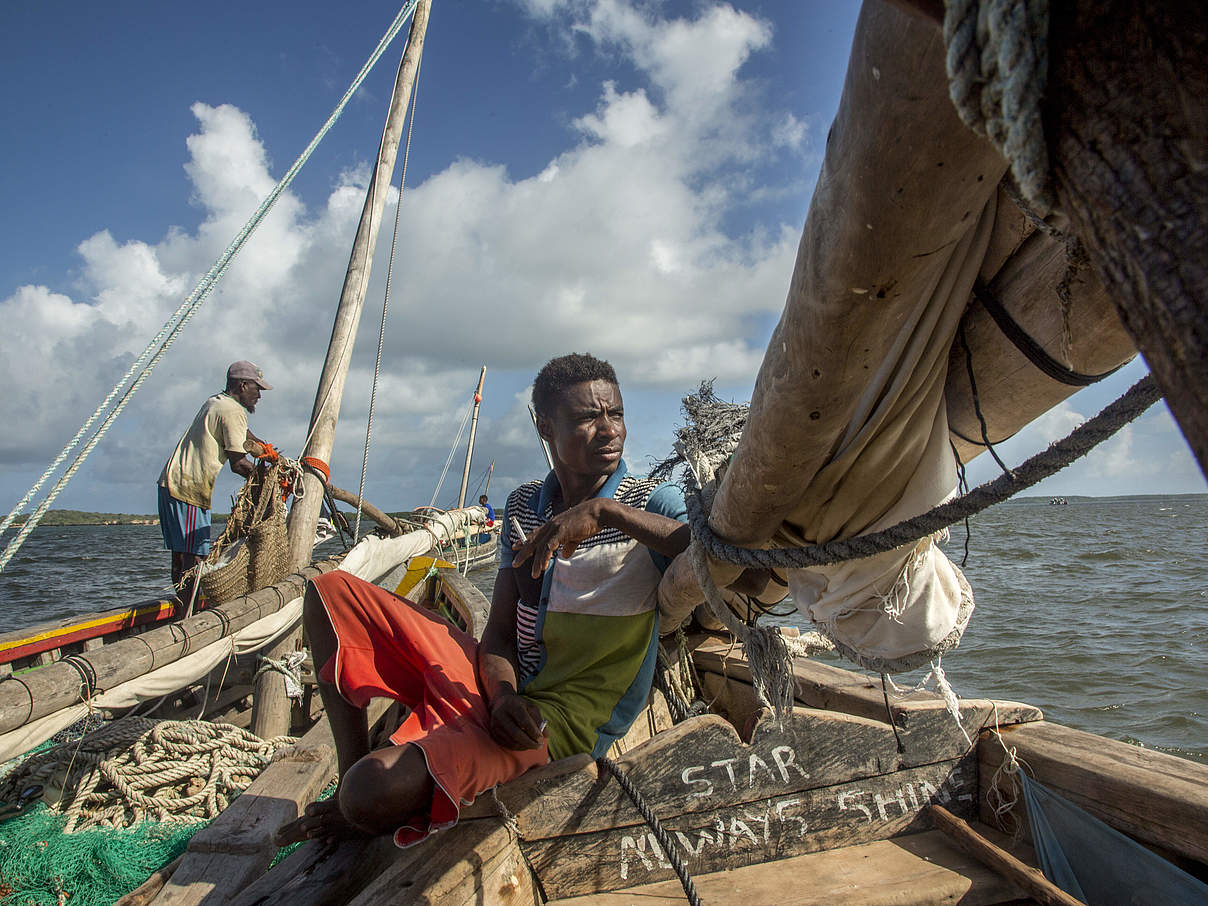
left=538, top=719, right=548, bottom=735
left=511, top=516, right=527, bottom=544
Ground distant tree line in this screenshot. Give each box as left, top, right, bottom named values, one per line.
left=12, top=510, right=230, bottom=526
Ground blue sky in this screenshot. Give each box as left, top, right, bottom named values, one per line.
left=1, top=0, right=1203, bottom=522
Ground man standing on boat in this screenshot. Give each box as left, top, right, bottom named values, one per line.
left=277, top=352, right=691, bottom=847
left=157, top=360, right=272, bottom=603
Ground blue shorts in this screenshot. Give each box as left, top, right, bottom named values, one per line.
left=158, top=485, right=211, bottom=556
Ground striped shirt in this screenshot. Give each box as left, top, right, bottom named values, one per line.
left=499, top=460, right=685, bottom=759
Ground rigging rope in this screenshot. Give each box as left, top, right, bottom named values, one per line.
left=429, top=404, right=474, bottom=507
left=355, top=44, right=424, bottom=542
left=683, top=376, right=1160, bottom=572
left=0, top=1, right=421, bottom=578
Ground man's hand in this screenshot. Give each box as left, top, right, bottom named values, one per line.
left=488, top=689, right=547, bottom=750
left=511, top=499, right=607, bottom=578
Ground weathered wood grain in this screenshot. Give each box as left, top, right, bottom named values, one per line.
left=931, top=805, right=1082, bottom=906
left=228, top=837, right=401, bottom=906
left=345, top=819, right=534, bottom=906
left=978, top=720, right=1208, bottom=866
left=250, top=625, right=302, bottom=740
left=486, top=706, right=983, bottom=844
left=545, top=827, right=1030, bottom=906
left=525, top=757, right=978, bottom=899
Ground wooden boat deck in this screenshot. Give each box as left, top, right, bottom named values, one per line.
left=548, top=827, right=1034, bottom=906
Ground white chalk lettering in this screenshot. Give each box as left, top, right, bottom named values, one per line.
left=747, top=753, right=777, bottom=787
left=711, top=758, right=738, bottom=790
left=674, top=828, right=715, bottom=858
left=837, top=791, right=873, bottom=823
left=619, top=834, right=652, bottom=879
left=682, top=764, right=713, bottom=799
left=776, top=798, right=808, bottom=836
left=771, top=745, right=808, bottom=782
left=874, top=788, right=909, bottom=821
left=728, top=816, right=760, bottom=846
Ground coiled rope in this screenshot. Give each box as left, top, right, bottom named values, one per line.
left=0, top=1, right=420, bottom=578
left=0, top=717, right=296, bottom=832
left=943, top=0, right=1052, bottom=210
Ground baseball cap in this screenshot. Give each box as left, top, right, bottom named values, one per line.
left=227, top=361, right=273, bottom=390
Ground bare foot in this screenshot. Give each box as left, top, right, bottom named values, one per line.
left=273, top=799, right=372, bottom=847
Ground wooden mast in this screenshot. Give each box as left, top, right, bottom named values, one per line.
left=285, top=0, right=432, bottom=570
left=456, top=366, right=487, bottom=508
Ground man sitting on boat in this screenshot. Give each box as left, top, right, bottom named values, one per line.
left=156, top=360, right=272, bottom=603
left=276, top=353, right=692, bottom=847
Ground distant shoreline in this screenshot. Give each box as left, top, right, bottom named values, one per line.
left=11, top=510, right=230, bottom=527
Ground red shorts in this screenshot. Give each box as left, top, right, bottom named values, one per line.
left=311, top=570, right=549, bottom=847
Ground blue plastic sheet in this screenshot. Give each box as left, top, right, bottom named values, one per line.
left=1021, top=772, right=1208, bottom=905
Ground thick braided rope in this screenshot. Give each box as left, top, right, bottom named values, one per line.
left=688, top=375, right=1159, bottom=571
left=944, top=0, right=1052, bottom=211
left=597, top=756, right=703, bottom=906
left=0, top=717, right=295, bottom=832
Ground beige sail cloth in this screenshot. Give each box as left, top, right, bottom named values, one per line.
left=701, top=2, right=1008, bottom=672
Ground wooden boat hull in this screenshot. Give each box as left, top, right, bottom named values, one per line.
left=191, top=572, right=1207, bottom=906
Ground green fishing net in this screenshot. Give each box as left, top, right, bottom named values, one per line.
left=0, top=804, right=200, bottom=906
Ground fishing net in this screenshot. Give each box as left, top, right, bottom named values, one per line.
left=0, top=804, right=197, bottom=906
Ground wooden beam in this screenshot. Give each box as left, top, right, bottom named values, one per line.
left=327, top=485, right=403, bottom=536
left=250, top=624, right=302, bottom=740
left=1048, top=0, right=1208, bottom=477
left=978, top=720, right=1208, bottom=866
left=285, top=0, right=434, bottom=569
left=543, top=828, right=1028, bottom=906
left=931, top=805, right=1083, bottom=906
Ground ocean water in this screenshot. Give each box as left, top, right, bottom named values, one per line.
left=1, top=495, right=1204, bottom=764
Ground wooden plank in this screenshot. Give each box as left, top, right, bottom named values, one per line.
left=228, top=837, right=401, bottom=906
left=524, top=757, right=978, bottom=899
left=346, top=819, right=532, bottom=906
left=487, top=709, right=955, bottom=841
left=607, top=688, right=673, bottom=757
left=978, top=720, right=1208, bottom=866
left=546, top=827, right=1028, bottom=906
left=931, top=805, right=1083, bottom=906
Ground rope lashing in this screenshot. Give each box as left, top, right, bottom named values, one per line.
left=944, top=0, right=1052, bottom=211
left=596, top=756, right=703, bottom=906
left=254, top=650, right=308, bottom=701
left=0, top=2, right=421, bottom=578
left=685, top=375, right=1160, bottom=572
left=971, top=282, right=1124, bottom=387
left=0, top=717, right=296, bottom=833
left=301, top=457, right=331, bottom=485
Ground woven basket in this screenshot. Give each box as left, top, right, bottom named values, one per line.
left=248, top=503, right=291, bottom=591
left=198, top=461, right=290, bottom=606
left=199, top=541, right=251, bottom=606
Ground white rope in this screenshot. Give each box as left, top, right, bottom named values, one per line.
left=0, top=717, right=296, bottom=832
left=429, top=404, right=474, bottom=507
left=356, top=46, right=424, bottom=542
left=0, top=1, right=421, bottom=577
